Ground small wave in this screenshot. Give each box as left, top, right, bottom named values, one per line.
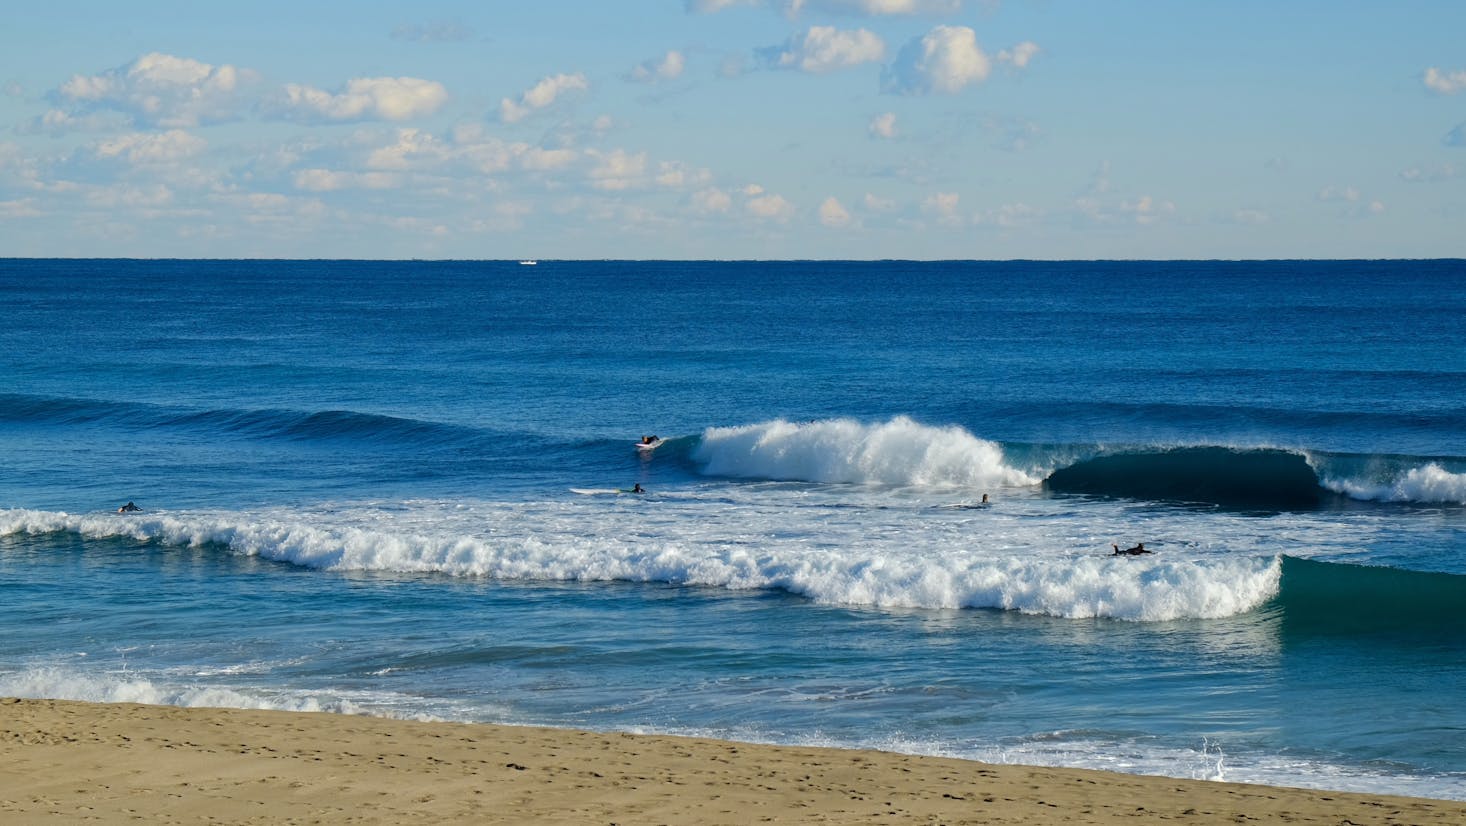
left=2, top=508, right=1280, bottom=622
left=0, top=393, right=490, bottom=450
left=693, top=417, right=1037, bottom=489
left=0, top=666, right=366, bottom=714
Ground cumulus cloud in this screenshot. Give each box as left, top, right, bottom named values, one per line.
left=629, top=51, right=686, bottom=83
left=762, top=26, right=885, bottom=73
left=997, top=41, right=1040, bottom=69
left=869, top=112, right=897, bottom=138
left=746, top=190, right=794, bottom=220
left=1424, top=67, right=1466, bottom=94
left=587, top=148, right=648, bottom=190
left=94, top=129, right=206, bottom=164
left=818, top=196, right=852, bottom=227
left=922, top=191, right=962, bottom=225
left=56, top=52, right=256, bottom=128
left=500, top=73, right=589, bottom=123
left=655, top=161, right=712, bottom=188
left=882, top=26, right=990, bottom=95
left=692, top=187, right=733, bottom=213
left=863, top=192, right=895, bottom=211
left=278, top=76, right=448, bottom=122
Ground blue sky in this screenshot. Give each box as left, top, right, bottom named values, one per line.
left=3, top=1, right=1464, bottom=259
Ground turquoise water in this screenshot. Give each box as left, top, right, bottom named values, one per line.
left=2, top=258, right=1464, bottom=798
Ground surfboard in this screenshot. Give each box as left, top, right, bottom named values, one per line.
left=635, top=438, right=663, bottom=451
left=570, top=488, right=623, bottom=495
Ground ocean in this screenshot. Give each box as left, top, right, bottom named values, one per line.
left=2, top=258, right=1463, bottom=799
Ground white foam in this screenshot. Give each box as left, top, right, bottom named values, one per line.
left=1324, top=462, right=1466, bottom=504
left=694, top=417, right=1039, bottom=488
left=1, top=506, right=1283, bottom=621
left=0, top=665, right=363, bottom=714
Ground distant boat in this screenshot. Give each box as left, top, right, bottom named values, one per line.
left=518, top=260, right=537, bottom=266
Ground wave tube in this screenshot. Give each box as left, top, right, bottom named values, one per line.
left=1043, top=447, right=1324, bottom=508
left=692, top=417, right=1037, bottom=489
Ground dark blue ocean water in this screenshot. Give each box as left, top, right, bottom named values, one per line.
left=2, top=259, right=1464, bottom=798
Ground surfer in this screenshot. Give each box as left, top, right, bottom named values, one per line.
left=640, top=435, right=659, bottom=445
left=632, top=483, right=644, bottom=493
left=1111, top=542, right=1151, bottom=556
left=117, top=501, right=140, bottom=513
left=981, top=493, right=989, bottom=504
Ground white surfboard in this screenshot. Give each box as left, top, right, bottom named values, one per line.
left=570, top=488, right=623, bottom=495
left=635, top=438, right=663, bottom=451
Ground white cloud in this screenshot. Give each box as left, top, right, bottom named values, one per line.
left=366, top=128, right=452, bottom=170
left=57, top=52, right=256, bottom=128
left=1316, top=185, right=1361, bottom=203
left=1075, top=193, right=1175, bottom=225
left=746, top=190, right=794, bottom=220
left=279, top=77, right=448, bottom=122
left=1400, top=163, right=1459, bottom=183
left=818, top=196, right=852, bottom=227
left=1424, top=67, right=1466, bottom=95
left=500, top=73, right=589, bottom=123
left=0, top=198, right=42, bottom=217
left=587, top=149, right=648, bottom=190
left=869, top=112, right=897, bottom=138
left=84, top=183, right=174, bottom=209
left=763, top=26, right=885, bottom=73
left=974, top=202, right=1040, bottom=228
left=292, top=168, right=401, bottom=191
left=863, top=192, right=895, bottom=211
left=655, top=161, right=712, bottom=188
left=630, top=51, right=686, bottom=83
left=692, top=187, right=733, bottom=213
left=922, top=191, right=962, bottom=225
left=882, top=26, right=991, bottom=95
left=997, top=41, right=1040, bottom=69
left=94, top=129, right=206, bottom=164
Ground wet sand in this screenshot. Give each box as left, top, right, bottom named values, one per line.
left=2, top=697, right=1461, bottom=824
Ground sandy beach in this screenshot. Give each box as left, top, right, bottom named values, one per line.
left=1, top=698, right=1460, bottom=825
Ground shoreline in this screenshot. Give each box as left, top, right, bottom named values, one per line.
left=3, top=698, right=1463, bottom=824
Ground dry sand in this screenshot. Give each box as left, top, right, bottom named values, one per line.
left=2, top=697, right=1461, bottom=824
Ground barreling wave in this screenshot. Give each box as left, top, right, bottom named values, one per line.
left=1043, top=447, right=1325, bottom=508
left=692, top=417, right=1038, bottom=489
left=684, top=418, right=1466, bottom=507
left=1, top=508, right=1279, bottom=622
left=1041, top=446, right=1466, bottom=508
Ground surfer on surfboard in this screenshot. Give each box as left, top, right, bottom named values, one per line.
left=116, top=501, right=141, bottom=513
left=1112, top=542, right=1151, bottom=556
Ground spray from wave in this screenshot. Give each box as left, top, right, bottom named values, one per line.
left=692, top=417, right=1037, bottom=489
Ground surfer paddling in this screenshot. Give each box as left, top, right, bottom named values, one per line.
left=116, top=501, right=141, bottom=513
left=1112, top=542, right=1151, bottom=556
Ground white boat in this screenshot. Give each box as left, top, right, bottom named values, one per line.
left=518, top=260, right=537, bottom=266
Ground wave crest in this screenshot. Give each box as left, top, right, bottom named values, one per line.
left=693, top=417, right=1037, bottom=488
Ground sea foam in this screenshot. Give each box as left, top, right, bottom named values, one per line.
left=1, top=507, right=1281, bottom=622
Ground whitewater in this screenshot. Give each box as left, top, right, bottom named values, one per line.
left=1, top=258, right=1463, bottom=800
